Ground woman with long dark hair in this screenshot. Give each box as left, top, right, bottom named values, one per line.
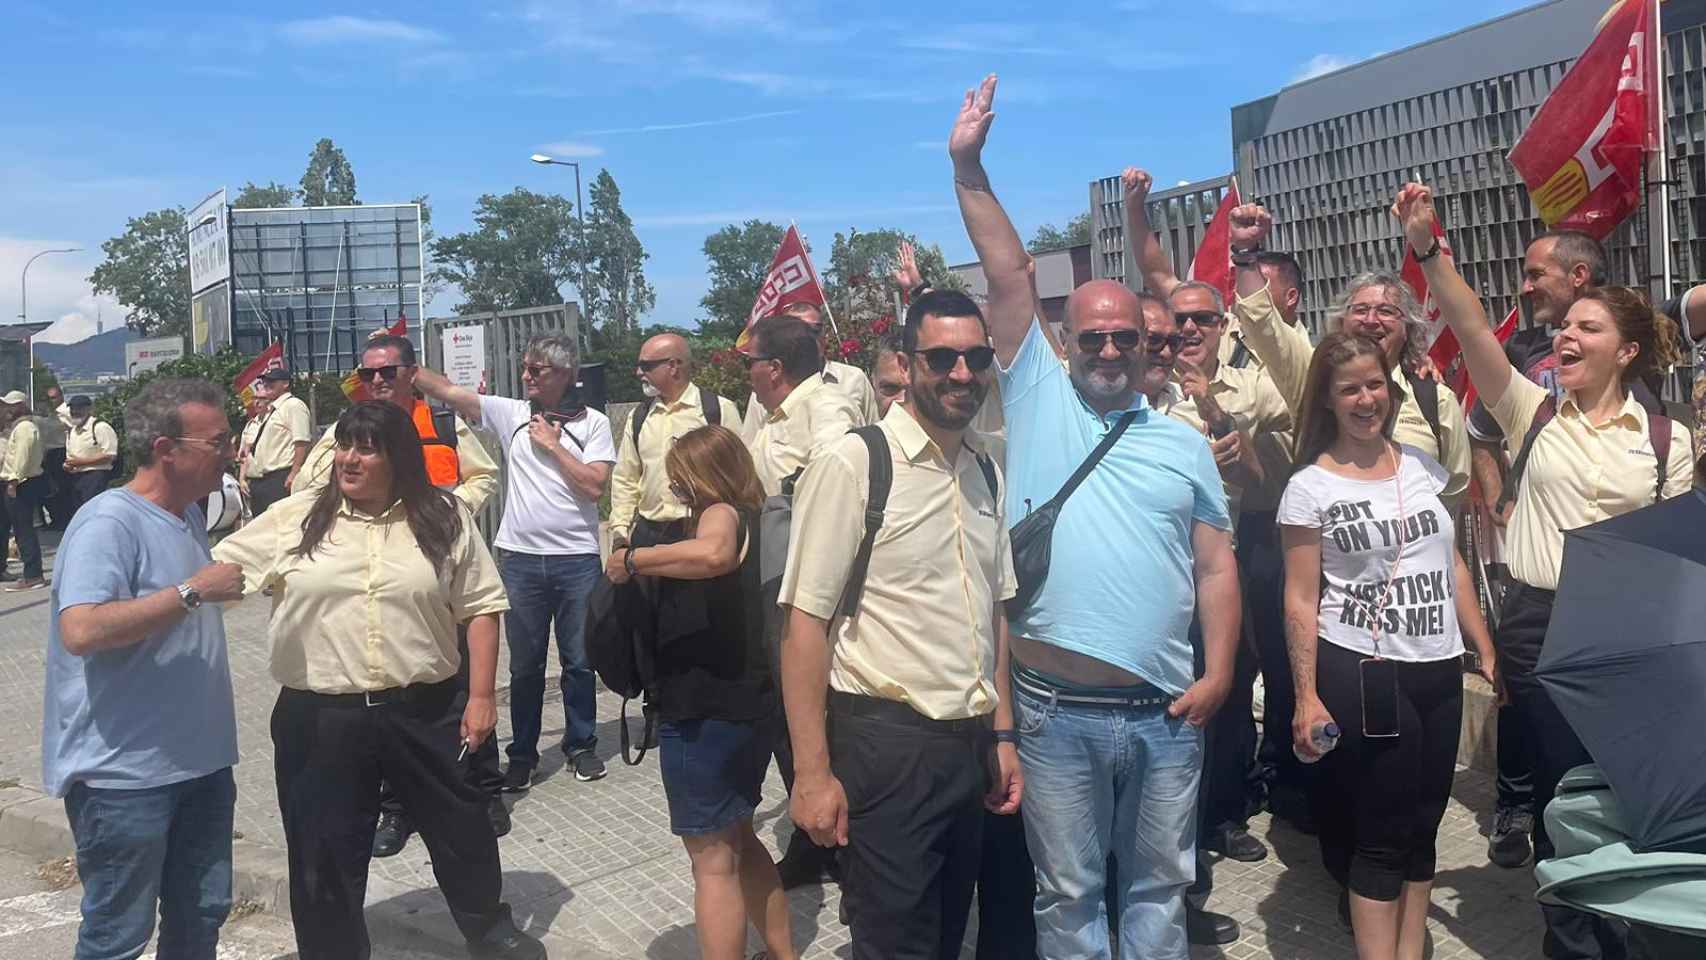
left=1395, top=182, right=1695, bottom=960
left=214, top=401, right=540, bottom=960
left=607, top=424, right=796, bottom=960
left=1279, top=332, right=1496, bottom=960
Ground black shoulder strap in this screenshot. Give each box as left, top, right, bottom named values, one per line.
left=424, top=405, right=459, bottom=450
left=836, top=425, right=893, bottom=619
left=1496, top=396, right=1558, bottom=515
left=514, top=415, right=585, bottom=451
left=1404, top=370, right=1443, bottom=447
left=976, top=452, right=998, bottom=504
left=1228, top=335, right=1252, bottom=370
left=1045, top=411, right=1137, bottom=511
left=1650, top=412, right=1673, bottom=504
left=699, top=387, right=721, bottom=427
left=631, top=400, right=654, bottom=446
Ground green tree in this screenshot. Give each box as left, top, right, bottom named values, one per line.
left=698, top=220, right=786, bottom=339
left=89, top=207, right=191, bottom=337
left=1027, top=211, right=1092, bottom=253
left=824, top=227, right=962, bottom=312
left=299, top=138, right=358, bottom=206
left=232, top=181, right=296, bottom=208
left=429, top=188, right=580, bottom=314
left=581, top=170, right=654, bottom=342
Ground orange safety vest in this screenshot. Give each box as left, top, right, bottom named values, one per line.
left=410, top=399, right=462, bottom=488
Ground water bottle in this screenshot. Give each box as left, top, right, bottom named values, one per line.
left=1294, top=721, right=1341, bottom=763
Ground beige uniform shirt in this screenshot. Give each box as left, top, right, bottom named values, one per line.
left=741, top=359, right=878, bottom=441
left=1490, top=378, right=1695, bottom=591
left=297, top=409, right=499, bottom=513
left=748, top=373, right=861, bottom=497
left=1233, top=285, right=1471, bottom=503
left=213, top=493, right=509, bottom=693
left=1, top=419, right=44, bottom=482
left=245, top=394, right=312, bottom=477
left=1158, top=362, right=1292, bottom=522
left=64, top=418, right=119, bottom=473
left=608, top=384, right=741, bottom=544
left=779, top=404, right=1018, bottom=720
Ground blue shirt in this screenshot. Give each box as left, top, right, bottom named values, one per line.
left=42, top=489, right=238, bottom=797
left=999, top=320, right=1231, bottom=695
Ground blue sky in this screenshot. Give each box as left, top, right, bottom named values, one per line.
left=3, top=0, right=1533, bottom=346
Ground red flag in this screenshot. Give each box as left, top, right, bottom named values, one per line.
left=737, top=225, right=828, bottom=351
left=1186, top=178, right=1241, bottom=306
left=233, top=342, right=284, bottom=408
left=1508, top=0, right=1656, bottom=240
left=1401, top=218, right=1520, bottom=404
left=341, top=315, right=411, bottom=402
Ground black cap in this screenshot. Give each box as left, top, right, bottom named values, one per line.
left=258, top=368, right=292, bottom=382
left=67, top=395, right=93, bottom=408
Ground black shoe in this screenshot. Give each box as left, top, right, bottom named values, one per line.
left=570, top=750, right=607, bottom=783
left=489, top=798, right=512, bottom=838
left=467, top=928, right=545, bottom=960
left=1204, top=824, right=1269, bottom=863
left=371, top=812, right=412, bottom=858
left=1185, top=906, right=1240, bottom=945
left=502, top=762, right=535, bottom=793
left=1487, top=805, right=1534, bottom=869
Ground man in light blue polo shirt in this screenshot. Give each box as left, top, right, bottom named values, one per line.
left=42, top=379, right=246, bottom=960
left=952, top=74, right=1242, bottom=960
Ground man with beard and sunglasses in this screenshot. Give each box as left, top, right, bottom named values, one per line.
left=780, top=288, right=1019, bottom=959
left=298, top=333, right=505, bottom=858
left=952, top=74, right=1240, bottom=960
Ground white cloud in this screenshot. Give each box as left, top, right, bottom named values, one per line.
left=278, top=16, right=447, bottom=46
left=577, top=109, right=801, bottom=136
left=1291, top=53, right=1358, bottom=83
left=535, top=142, right=606, bottom=159
left=0, top=238, right=120, bottom=346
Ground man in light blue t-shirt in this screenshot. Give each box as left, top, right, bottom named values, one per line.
left=42, top=379, right=246, bottom=960
left=952, top=75, right=1242, bottom=960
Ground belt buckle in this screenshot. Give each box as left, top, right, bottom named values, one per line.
left=364, top=689, right=391, bottom=707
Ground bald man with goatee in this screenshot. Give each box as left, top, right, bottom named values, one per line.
left=609, top=334, right=740, bottom=554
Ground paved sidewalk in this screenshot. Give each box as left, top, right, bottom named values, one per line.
left=0, top=558, right=1545, bottom=959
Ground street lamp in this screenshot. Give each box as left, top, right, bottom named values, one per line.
left=19, top=247, right=81, bottom=399
left=530, top=153, right=591, bottom=345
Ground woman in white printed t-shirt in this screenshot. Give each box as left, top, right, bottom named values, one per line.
left=1279, top=331, right=1497, bottom=960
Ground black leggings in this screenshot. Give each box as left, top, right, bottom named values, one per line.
left=1313, top=641, right=1462, bottom=901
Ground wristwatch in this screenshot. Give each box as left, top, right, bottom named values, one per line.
left=1230, top=245, right=1263, bottom=267
left=176, top=583, right=203, bottom=611
left=1414, top=236, right=1442, bottom=263
left=992, top=729, right=1020, bottom=746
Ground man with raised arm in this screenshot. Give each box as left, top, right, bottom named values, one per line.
left=952, top=74, right=1240, bottom=960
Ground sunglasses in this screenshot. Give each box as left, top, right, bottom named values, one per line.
left=1077, top=329, right=1143, bottom=353
left=522, top=362, right=556, bottom=378
left=912, top=346, right=995, bottom=374
left=355, top=364, right=411, bottom=383
left=1174, top=311, right=1224, bottom=329
left=636, top=357, right=678, bottom=372
left=1147, top=332, right=1185, bottom=352
left=742, top=354, right=778, bottom=368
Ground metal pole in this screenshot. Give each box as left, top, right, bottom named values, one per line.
left=573, top=161, right=589, bottom=350
left=1649, top=0, right=1673, bottom=298
left=19, top=247, right=79, bottom=397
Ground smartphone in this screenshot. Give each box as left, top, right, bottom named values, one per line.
left=1359, top=657, right=1401, bottom=739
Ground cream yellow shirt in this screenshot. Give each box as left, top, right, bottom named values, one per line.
left=1489, top=378, right=1695, bottom=591
left=64, top=418, right=119, bottom=473
left=1160, top=362, right=1292, bottom=521
left=779, top=404, right=1018, bottom=721
left=609, top=383, right=741, bottom=544
left=1, top=419, right=43, bottom=482
left=213, top=492, right=509, bottom=693
left=1233, top=285, right=1471, bottom=503
left=297, top=410, right=499, bottom=513
left=748, top=373, right=861, bottom=497
left=245, top=394, right=312, bottom=477
left=740, top=359, right=878, bottom=441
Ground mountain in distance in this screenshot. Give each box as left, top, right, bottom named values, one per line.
left=35, top=327, right=136, bottom=377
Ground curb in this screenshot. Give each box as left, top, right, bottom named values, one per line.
left=0, top=783, right=619, bottom=960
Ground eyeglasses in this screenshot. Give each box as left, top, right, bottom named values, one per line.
left=355, top=364, right=412, bottom=383
left=912, top=346, right=995, bottom=374
left=876, top=382, right=906, bottom=398
left=636, top=357, right=678, bottom=373
left=1076, top=329, right=1143, bottom=354
left=742, top=354, right=778, bottom=368
left=1173, top=311, right=1223, bottom=329
left=521, top=362, right=557, bottom=379
left=173, top=434, right=235, bottom=451
left=1347, top=303, right=1405, bottom=321
left=1147, top=332, right=1185, bottom=352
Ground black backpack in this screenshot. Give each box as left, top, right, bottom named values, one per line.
left=1402, top=370, right=1443, bottom=449
left=1495, top=394, right=1673, bottom=515
left=93, top=419, right=125, bottom=476
left=585, top=575, right=660, bottom=765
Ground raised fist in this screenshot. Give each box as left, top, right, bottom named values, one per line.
left=1122, top=167, right=1153, bottom=206
left=1391, top=183, right=1440, bottom=256
left=1228, top=204, right=1272, bottom=251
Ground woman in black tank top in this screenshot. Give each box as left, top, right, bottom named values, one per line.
left=606, top=424, right=794, bottom=960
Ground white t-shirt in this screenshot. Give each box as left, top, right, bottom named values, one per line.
left=479, top=396, right=616, bottom=556
left=1277, top=444, right=1463, bottom=662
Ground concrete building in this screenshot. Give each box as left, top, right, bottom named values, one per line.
left=950, top=242, right=1091, bottom=328
left=1088, top=174, right=1232, bottom=295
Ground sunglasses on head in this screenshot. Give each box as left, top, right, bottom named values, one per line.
left=355, top=364, right=409, bottom=382
left=1174, top=311, right=1223, bottom=329
left=1147, top=332, right=1184, bottom=352
left=912, top=345, right=996, bottom=374
left=1076, top=329, right=1142, bottom=353
left=636, top=357, right=677, bottom=372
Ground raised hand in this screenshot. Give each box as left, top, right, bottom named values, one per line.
left=1228, top=203, right=1273, bottom=251
left=892, top=240, right=925, bottom=291
left=949, top=74, right=998, bottom=167
left=1121, top=167, right=1153, bottom=207
left=1177, top=358, right=1211, bottom=402
left=1392, top=182, right=1439, bottom=256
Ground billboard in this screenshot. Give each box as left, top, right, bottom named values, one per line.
left=125, top=335, right=186, bottom=376
left=191, top=282, right=231, bottom=355
left=442, top=324, right=488, bottom=392
left=187, top=188, right=230, bottom=294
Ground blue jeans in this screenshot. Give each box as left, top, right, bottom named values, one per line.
left=64, top=767, right=236, bottom=960
left=498, top=550, right=601, bottom=765
left=1014, top=687, right=1203, bottom=960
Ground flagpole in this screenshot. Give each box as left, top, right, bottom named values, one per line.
left=1647, top=0, right=1673, bottom=304
left=795, top=221, right=843, bottom=340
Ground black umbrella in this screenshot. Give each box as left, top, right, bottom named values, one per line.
left=1536, top=489, right=1706, bottom=854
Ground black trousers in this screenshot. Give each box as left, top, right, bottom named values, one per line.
left=831, top=696, right=986, bottom=960
left=379, top=629, right=500, bottom=817
left=42, top=448, right=71, bottom=528
left=975, top=807, right=1036, bottom=959
left=1, top=477, right=45, bottom=579
left=249, top=468, right=291, bottom=516
left=1240, top=510, right=1317, bottom=815
left=69, top=470, right=111, bottom=515
left=272, top=679, right=515, bottom=960
left=1499, top=583, right=1628, bottom=960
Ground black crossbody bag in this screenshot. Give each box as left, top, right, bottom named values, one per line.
left=1005, top=411, right=1137, bottom=618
